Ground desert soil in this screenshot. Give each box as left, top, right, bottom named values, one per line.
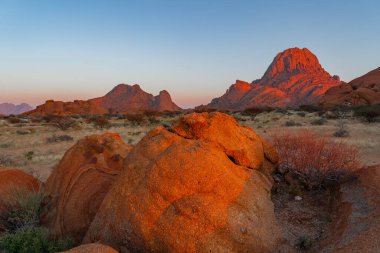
left=0, top=111, right=379, bottom=182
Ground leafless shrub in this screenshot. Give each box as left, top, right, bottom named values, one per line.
left=88, top=116, right=111, bottom=129
left=125, top=114, right=145, bottom=125
left=51, top=116, right=77, bottom=130
left=311, top=118, right=327, bottom=126
left=7, top=117, right=21, bottom=124
left=271, top=130, right=361, bottom=189
left=46, top=135, right=74, bottom=143
left=333, top=119, right=349, bottom=137
left=0, top=155, right=15, bottom=167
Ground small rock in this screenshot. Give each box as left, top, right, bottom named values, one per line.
left=294, top=196, right=302, bottom=201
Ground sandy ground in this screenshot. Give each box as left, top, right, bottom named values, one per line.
left=0, top=111, right=379, bottom=182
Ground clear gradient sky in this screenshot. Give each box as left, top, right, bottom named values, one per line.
left=1, top=0, right=379, bottom=108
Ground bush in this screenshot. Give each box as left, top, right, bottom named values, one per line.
left=0, top=189, right=42, bottom=232
left=284, top=120, right=301, bottom=127
left=353, top=105, right=380, bottom=123
left=298, top=105, right=323, bottom=113
left=242, top=106, right=274, bottom=116
left=7, top=117, right=21, bottom=124
left=0, top=227, right=72, bottom=253
left=310, top=118, right=327, bottom=126
left=297, top=112, right=306, bottom=117
left=24, top=151, right=34, bottom=161
left=271, top=130, right=361, bottom=189
left=333, top=119, right=349, bottom=137
left=88, top=116, right=111, bottom=129
left=194, top=107, right=217, bottom=113
left=125, top=114, right=145, bottom=125
left=0, top=155, right=15, bottom=167
left=46, top=135, right=73, bottom=143
left=51, top=116, right=77, bottom=131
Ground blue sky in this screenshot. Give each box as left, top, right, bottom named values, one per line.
left=0, top=0, right=379, bottom=107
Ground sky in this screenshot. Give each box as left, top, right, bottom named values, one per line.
left=0, top=0, right=379, bottom=108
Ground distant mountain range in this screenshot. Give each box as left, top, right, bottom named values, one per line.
left=0, top=103, right=33, bottom=116
left=25, top=84, right=181, bottom=116
left=8, top=47, right=380, bottom=116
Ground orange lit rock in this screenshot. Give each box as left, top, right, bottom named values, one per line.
left=25, top=84, right=181, bottom=116
left=61, top=243, right=118, bottom=253
left=84, top=112, right=282, bottom=252
left=203, top=47, right=341, bottom=110
left=41, top=133, right=132, bottom=244
left=321, top=67, right=380, bottom=107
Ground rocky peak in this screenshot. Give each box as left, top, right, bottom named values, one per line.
left=260, top=47, right=331, bottom=83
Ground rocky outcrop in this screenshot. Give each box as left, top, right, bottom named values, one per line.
left=89, top=84, right=181, bottom=113
left=203, top=47, right=341, bottom=110
left=0, top=103, right=33, bottom=115
left=84, top=112, right=282, bottom=253
left=60, top=243, right=118, bottom=253
left=41, top=133, right=132, bottom=244
left=321, top=67, right=380, bottom=107
left=322, top=165, right=380, bottom=252
left=25, top=84, right=181, bottom=116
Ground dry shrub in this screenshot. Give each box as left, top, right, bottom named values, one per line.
left=125, top=114, right=145, bottom=125
left=46, top=135, right=73, bottom=143
left=271, top=130, right=361, bottom=189
left=0, top=187, right=42, bottom=232
left=50, top=116, right=77, bottom=131
left=194, top=107, right=217, bottom=113
left=7, top=117, right=21, bottom=124
left=88, top=116, right=111, bottom=129
left=242, top=106, right=275, bottom=116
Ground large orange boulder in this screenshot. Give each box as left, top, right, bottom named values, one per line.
left=322, top=165, right=380, bottom=252
left=60, top=243, right=118, bottom=253
left=41, top=133, right=132, bottom=244
left=84, top=113, right=282, bottom=252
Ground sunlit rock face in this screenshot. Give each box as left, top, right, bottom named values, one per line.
left=321, top=67, right=380, bottom=107
left=204, top=47, right=341, bottom=110
left=24, top=84, right=181, bottom=116
left=84, top=112, right=282, bottom=253
left=40, top=133, right=132, bottom=244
